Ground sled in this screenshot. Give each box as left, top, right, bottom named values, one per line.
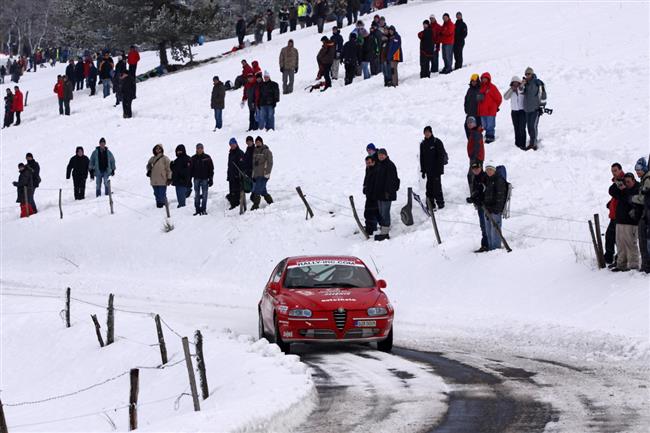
left=349, top=195, right=369, bottom=240
left=400, top=187, right=414, bottom=226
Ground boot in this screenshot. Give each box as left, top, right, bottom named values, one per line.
left=374, top=226, right=390, bottom=241
left=263, top=194, right=274, bottom=204
left=251, top=194, right=261, bottom=210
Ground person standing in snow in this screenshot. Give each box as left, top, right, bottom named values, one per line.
left=342, top=33, right=359, bottom=85
left=632, top=158, right=650, bottom=273
left=65, top=58, right=75, bottom=82
left=146, top=144, right=172, bottom=208
left=418, top=20, right=434, bottom=79
left=89, top=138, right=116, bottom=197
left=88, top=62, right=98, bottom=96
left=243, top=135, right=255, bottom=181
left=522, top=66, right=543, bottom=150
left=466, top=161, right=489, bottom=252
left=226, top=137, right=246, bottom=210
left=330, top=27, right=344, bottom=81
left=251, top=136, right=274, bottom=210
left=211, top=75, right=225, bottom=130
left=74, top=58, right=85, bottom=90
left=127, top=46, right=140, bottom=78
left=363, top=156, right=379, bottom=236
left=482, top=163, right=508, bottom=251
left=25, top=153, right=40, bottom=213
left=190, top=143, right=214, bottom=216
left=258, top=71, right=280, bottom=131
left=386, top=26, right=402, bottom=87
left=605, top=163, right=625, bottom=265
left=53, top=75, right=65, bottom=115
left=366, top=143, right=378, bottom=161
left=439, top=13, right=455, bottom=74
left=374, top=148, right=400, bottom=241
left=314, top=0, right=328, bottom=33
left=3, top=88, right=14, bottom=128
left=503, top=76, right=526, bottom=150
left=420, top=126, right=447, bottom=210
left=317, top=36, right=336, bottom=91
left=428, top=15, right=442, bottom=74
left=610, top=173, right=642, bottom=272
left=236, top=15, right=247, bottom=47
left=279, top=40, right=299, bottom=95
left=463, top=73, right=481, bottom=138
left=289, top=5, right=298, bottom=31
left=120, top=72, right=136, bottom=118
left=266, top=9, right=275, bottom=41
left=66, top=146, right=90, bottom=200
left=453, top=12, right=467, bottom=70
left=98, top=52, right=114, bottom=98
left=170, top=144, right=192, bottom=208
left=62, top=75, right=74, bottom=115
left=279, top=6, right=290, bottom=34
left=242, top=72, right=261, bottom=131
left=13, top=163, right=34, bottom=218
left=477, top=72, right=502, bottom=143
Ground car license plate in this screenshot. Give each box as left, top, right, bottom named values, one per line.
left=355, top=320, right=376, bottom=327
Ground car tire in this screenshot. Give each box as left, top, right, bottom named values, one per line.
left=377, top=327, right=393, bottom=353
left=274, top=316, right=291, bottom=354
left=258, top=311, right=266, bottom=340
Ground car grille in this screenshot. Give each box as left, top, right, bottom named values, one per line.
left=333, top=309, right=347, bottom=330
left=299, top=329, right=337, bottom=339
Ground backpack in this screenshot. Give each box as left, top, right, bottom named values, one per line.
left=224, top=80, right=232, bottom=91
left=496, top=165, right=513, bottom=218
left=436, top=138, right=449, bottom=166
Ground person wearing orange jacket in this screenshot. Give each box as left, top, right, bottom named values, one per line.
left=440, top=13, right=455, bottom=74
left=53, top=75, right=65, bottom=115
left=11, top=85, right=23, bottom=126
left=477, top=72, right=502, bottom=143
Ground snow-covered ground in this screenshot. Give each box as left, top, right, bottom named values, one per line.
left=1, top=0, right=649, bottom=431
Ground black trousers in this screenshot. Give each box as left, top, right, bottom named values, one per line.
left=289, top=19, right=297, bottom=31
left=322, top=63, right=332, bottom=87
left=73, top=176, right=86, bottom=199
left=425, top=174, right=444, bottom=207
left=453, top=41, right=464, bottom=69
left=14, top=111, right=20, bottom=125
left=364, top=198, right=379, bottom=233
left=248, top=108, right=258, bottom=131
left=227, top=179, right=241, bottom=207
left=605, top=220, right=616, bottom=263
left=64, top=99, right=71, bottom=115
left=420, top=55, right=433, bottom=78
left=344, top=63, right=355, bottom=85
left=280, top=22, right=288, bottom=33
left=237, top=34, right=244, bottom=46
left=128, top=64, right=137, bottom=77
left=267, top=29, right=272, bottom=41
left=511, top=110, right=527, bottom=149
left=122, top=98, right=132, bottom=118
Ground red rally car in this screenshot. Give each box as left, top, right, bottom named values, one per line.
left=258, top=256, right=394, bottom=353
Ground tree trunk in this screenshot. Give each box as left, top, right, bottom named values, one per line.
left=158, top=41, right=169, bottom=67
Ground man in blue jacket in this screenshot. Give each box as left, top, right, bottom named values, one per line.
left=89, top=137, right=116, bottom=197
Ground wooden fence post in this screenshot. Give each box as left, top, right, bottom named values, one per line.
left=24, top=90, right=29, bottom=107
left=108, top=181, right=114, bottom=215
left=588, top=220, right=605, bottom=269
left=129, top=368, right=139, bottom=431
left=426, top=199, right=442, bottom=245
left=106, top=293, right=115, bottom=345
left=91, top=314, right=105, bottom=347
left=195, top=330, right=209, bottom=400
left=0, top=398, right=8, bottom=433
left=593, top=214, right=606, bottom=267
left=154, top=314, right=168, bottom=365
left=65, top=287, right=71, bottom=328
left=182, top=337, right=201, bottom=411
left=59, top=188, right=63, bottom=219
left=295, top=186, right=314, bottom=219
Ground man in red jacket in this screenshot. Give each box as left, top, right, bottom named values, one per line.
left=477, top=72, right=502, bottom=143
left=127, top=46, right=140, bottom=77
left=605, top=162, right=625, bottom=265
left=53, top=75, right=65, bottom=115
left=429, top=15, right=442, bottom=74
left=12, top=86, right=23, bottom=126
left=440, top=13, right=455, bottom=74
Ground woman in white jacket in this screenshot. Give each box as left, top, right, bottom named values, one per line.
left=503, top=76, right=526, bottom=150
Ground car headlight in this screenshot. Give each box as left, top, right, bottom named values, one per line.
left=367, top=307, right=387, bottom=316
left=288, top=309, right=312, bottom=318
left=277, top=305, right=288, bottom=314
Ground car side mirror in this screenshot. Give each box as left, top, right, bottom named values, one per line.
left=377, top=279, right=387, bottom=289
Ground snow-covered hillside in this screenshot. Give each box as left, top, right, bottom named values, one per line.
left=1, top=0, right=649, bottom=431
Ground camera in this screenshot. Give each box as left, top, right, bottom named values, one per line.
left=544, top=108, right=553, bottom=115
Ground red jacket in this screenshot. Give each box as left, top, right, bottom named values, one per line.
left=54, top=80, right=64, bottom=99
left=477, top=72, right=502, bottom=117
left=12, top=90, right=23, bottom=112
left=431, top=21, right=442, bottom=49
left=440, top=20, right=455, bottom=45
left=467, top=126, right=485, bottom=162
left=251, top=60, right=261, bottom=75
left=242, top=63, right=254, bottom=76
left=83, top=60, right=91, bottom=77
left=127, top=50, right=140, bottom=65
left=607, top=173, right=625, bottom=219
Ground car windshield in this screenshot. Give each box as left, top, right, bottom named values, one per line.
left=284, top=263, right=375, bottom=289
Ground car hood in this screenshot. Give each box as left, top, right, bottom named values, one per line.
left=280, top=287, right=382, bottom=311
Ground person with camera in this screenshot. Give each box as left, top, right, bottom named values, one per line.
left=466, top=161, right=488, bottom=252
left=605, top=163, right=625, bottom=266
left=522, top=66, right=544, bottom=150
left=609, top=172, right=642, bottom=272
left=504, top=76, right=526, bottom=150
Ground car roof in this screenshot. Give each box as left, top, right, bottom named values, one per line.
left=285, top=256, right=365, bottom=267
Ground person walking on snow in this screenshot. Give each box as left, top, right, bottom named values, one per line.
left=279, top=40, right=299, bottom=94
left=66, top=146, right=90, bottom=200
left=477, top=72, right=502, bottom=143
left=226, top=137, right=246, bottom=210
left=53, top=75, right=65, bottom=115
left=503, top=76, right=526, bottom=150
left=170, top=144, right=192, bottom=208
left=330, top=27, right=344, bottom=80
left=317, top=36, right=336, bottom=91
left=146, top=144, right=172, bottom=208
left=89, top=138, right=116, bottom=197
left=211, top=75, right=225, bottom=130
left=190, top=143, right=214, bottom=216
left=11, top=86, right=23, bottom=126
left=373, top=148, right=400, bottom=241
left=251, top=136, right=274, bottom=210
left=98, top=52, right=114, bottom=98
left=120, top=72, right=136, bottom=118
left=420, top=126, right=447, bottom=210
left=605, top=163, right=625, bottom=265
left=3, top=88, right=14, bottom=128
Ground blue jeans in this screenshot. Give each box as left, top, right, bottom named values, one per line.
left=382, top=62, right=392, bottom=83
left=377, top=201, right=392, bottom=228
left=95, top=172, right=111, bottom=197
left=194, top=179, right=209, bottom=212
left=481, top=116, right=496, bottom=140
left=252, top=177, right=268, bottom=195
left=483, top=212, right=502, bottom=250
left=477, top=207, right=488, bottom=249
left=175, top=186, right=189, bottom=207
left=213, top=108, right=222, bottom=129
left=258, top=106, right=275, bottom=130
left=361, top=62, right=370, bottom=79
left=102, top=79, right=111, bottom=98
left=152, top=185, right=167, bottom=206
left=442, top=44, right=453, bottom=72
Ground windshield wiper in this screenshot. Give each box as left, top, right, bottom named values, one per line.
left=312, top=283, right=360, bottom=288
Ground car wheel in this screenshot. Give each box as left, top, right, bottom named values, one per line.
left=274, top=316, right=291, bottom=354
left=258, top=311, right=266, bottom=340
left=377, top=327, right=393, bottom=353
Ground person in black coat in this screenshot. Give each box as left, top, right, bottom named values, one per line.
left=190, top=143, right=214, bottom=215
left=171, top=144, right=192, bottom=208
left=74, top=59, right=85, bottom=90
left=374, top=148, right=400, bottom=241
left=226, top=138, right=246, bottom=209
left=65, top=59, right=75, bottom=82
left=453, top=12, right=468, bottom=70
left=258, top=72, right=280, bottom=130
left=66, top=146, right=90, bottom=200
left=236, top=16, right=247, bottom=47
left=13, top=163, right=34, bottom=217
left=609, top=173, right=642, bottom=271
left=342, top=33, right=359, bottom=85
left=3, top=89, right=13, bottom=128
left=120, top=72, right=136, bottom=118
left=419, top=126, right=447, bottom=209
left=25, top=153, right=40, bottom=212
left=363, top=156, right=379, bottom=236
left=482, top=164, right=508, bottom=250
left=88, top=63, right=98, bottom=96
left=419, top=20, right=435, bottom=78
left=466, top=162, right=489, bottom=252
left=242, top=135, right=255, bottom=179
left=464, top=74, right=481, bottom=138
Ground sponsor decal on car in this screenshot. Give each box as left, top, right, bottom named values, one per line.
left=288, top=259, right=364, bottom=268
left=321, top=298, right=357, bottom=303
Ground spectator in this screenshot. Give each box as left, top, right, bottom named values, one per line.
left=74, top=57, right=85, bottom=90
left=236, top=16, right=247, bottom=47
left=503, top=76, right=526, bottom=149
left=334, top=0, right=346, bottom=28
left=226, top=138, right=246, bottom=210
left=439, top=13, right=455, bottom=74
left=314, top=0, right=328, bottom=33
left=429, top=15, right=442, bottom=74
left=298, top=2, right=308, bottom=28
left=170, top=144, right=192, bottom=208
left=317, top=36, right=336, bottom=91
left=289, top=5, right=298, bottom=31
left=98, top=52, right=114, bottom=98
left=279, top=40, right=299, bottom=94
left=89, top=138, right=116, bottom=197
left=66, top=146, right=90, bottom=200
left=258, top=71, right=280, bottom=131
left=146, top=144, right=172, bottom=208
left=466, top=161, right=489, bottom=252
left=87, top=62, right=98, bottom=96
left=120, top=72, right=136, bottom=118
left=331, top=27, right=344, bottom=81
left=477, top=72, right=502, bottom=143
left=418, top=20, right=434, bottom=78
left=266, top=9, right=275, bottom=41
left=211, top=75, right=225, bottom=129
left=13, top=163, right=34, bottom=218
left=62, top=76, right=74, bottom=115
left=386, top=26, right=402, bottom=87
left=453, top=12, right=467, bottom=70
left=610, top=173, right=642, bottom=271
left=347, top=0, right=360, bottom=25
left=374, top=148, right=400, bottom=241
left=633, top=157, right=650, bottom=273
left=251, top=136, right=274, bottom=210
left=190, top=143, right=214, bottom=216
left=279, top=6, right=290, bottom=34
left=25, top=153, right=40, bottom=213
left=522, top=66, right=544, bottom=150
left=53, top=75, right=65, bottom=115
left=605, top=163, right=625, bottom=265
left=482, top=163, right=508, bottom=251
left=464, top=73, right=481, bottom=138
left=363, top=156, right=379, bottom=236
left=3, top=88, right=13, bottom=128
left=419, top=126, right=447, bottom=210
left=127, top=46, right=140, bottom=77
left=342, top=33, right=359, bottom=85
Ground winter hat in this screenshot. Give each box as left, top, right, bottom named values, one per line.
left=255, top=136, right=264, bottom=144
left=196, top=143, right=204, bottom=149
left=213, top=75, right=219, bottom=81
left=25, top=152, right=33, bottom=159
left=378, top=148, right=388, bottom=155
left=263, top=70, right=270, bottom=78
left=485, top=162, right=496, bottom=171
left=152, top=144, right=163, bottom=155
left=76, top=146, right=84, bottom=153
left=525, top=66, right=534, bottom=75
left=321, top=36, right=329, bottom=42
left=510, top=75, right=522, bottom=85
left=99, top=137, right=106, bottom=144
left=624, top=172, right=636, bottom=180
left=18, top=163, right=25, bottom=169
left=470, top=73, right=479, bottom=82
left=366, top=143, right=376, bottom=151
left=246, top=135, right=254, bottom=143
left=229, top=137, right=238, bottom=146
left=349, top=33, right=357, bottom=41
left=635, top=157, right=648, bottom=173
left=466, top=116, right=477, bottom=126
left=175, top=144, right=186, bottom=154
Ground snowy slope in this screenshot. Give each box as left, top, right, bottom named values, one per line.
left=1, top=0, right=649, bottom=430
